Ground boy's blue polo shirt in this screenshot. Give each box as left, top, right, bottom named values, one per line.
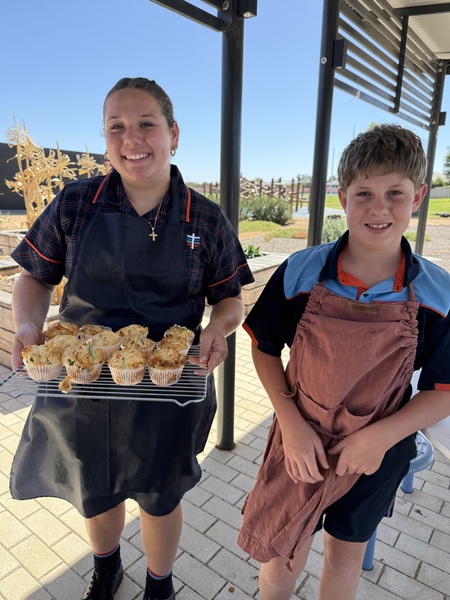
left=243, top=232, right=450, bottom=393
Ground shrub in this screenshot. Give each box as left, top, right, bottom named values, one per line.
left=321, top=216, right=347, bottom=243
left=242, top=195, right=293, bottom=226
left=240, top=197, right=253, bottom=221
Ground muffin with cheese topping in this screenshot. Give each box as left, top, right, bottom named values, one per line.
left=157, top=335, right=189, bottom=355
left=117, top=324, right=149, bottom=340
left=108, top=349, right=147, bottom=385
left=45, top=335, right=80, bottom=360
left=120, top=335, right=156, bottom=357
left=22, top=343, right=63, bottom=381
left=89, top=330, right=121, bottom=359
left=78, top=324, right=112, bottom=343
left=163, top=324, right=195, bottom=346
left=62, top=344, right=106, bottom=383
left=44, top=321, right=79, bottom=340
left=148, top=346, right=188, bottom=387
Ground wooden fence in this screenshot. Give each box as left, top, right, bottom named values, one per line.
left=198, top=176, right=310, bottom=210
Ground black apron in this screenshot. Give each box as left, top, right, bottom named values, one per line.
left=10, top=169, right=216, bottom=518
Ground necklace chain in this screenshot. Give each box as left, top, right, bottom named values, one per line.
left=145, top=201, right=163, bottom=241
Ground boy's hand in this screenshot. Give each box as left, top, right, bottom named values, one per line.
left=282, top=419, right=329, bottom=484
left=328, top=427, right=387, bottom=476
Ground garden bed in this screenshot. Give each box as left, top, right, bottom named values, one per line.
left=242, top=252, right=289, bottom=315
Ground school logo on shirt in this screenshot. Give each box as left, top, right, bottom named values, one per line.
left=186, top=233, right=200, bottom=249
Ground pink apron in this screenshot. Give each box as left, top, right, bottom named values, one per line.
left=238, top=282, right=419, bottom=567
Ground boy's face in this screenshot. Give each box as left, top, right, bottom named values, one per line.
left=338, top=172, right=427, bottom=253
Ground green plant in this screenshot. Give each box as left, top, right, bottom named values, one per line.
left=243, top=195, right=293, bottom=225
left=321, top=216, right=347, bottom=243
left=243, top=244, right=262, bottom=259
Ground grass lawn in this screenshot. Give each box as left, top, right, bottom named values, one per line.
left=239, top=219, right=307, bottom=240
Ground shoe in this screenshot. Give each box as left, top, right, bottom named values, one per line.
left=142, top=585, right=175, bottom=600
left=81, top=562, right=124, bottom=599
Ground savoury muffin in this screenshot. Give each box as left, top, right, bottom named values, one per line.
left=44, top=321, right=79, bottom=340
left=163, top=324, right=195, bottom=345
left=78, top=324, right=112, bottom=343
left=89, top=330, right=121, bottom=359
left=148, top=346, right=188, bottom=387
left=62, top=344, right=107, bottom=384
left=22, top=343, right=63, bottom=381
left=157, top=335, right=189, bottom=355
left=120, top=335, right=156, bottom=357
left=107, top=349, right=148, bottom=385
left=45, top=335, right=80, bottom=360
left=117, top=324, right=149, bottom=340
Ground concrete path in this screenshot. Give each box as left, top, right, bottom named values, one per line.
left=1, top=325, right=450, bottom=599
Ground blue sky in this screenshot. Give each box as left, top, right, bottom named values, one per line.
left=1, top=0, right=449, bottom=183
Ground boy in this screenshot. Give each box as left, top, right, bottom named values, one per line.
left=237, top=125, right=450, bottom=600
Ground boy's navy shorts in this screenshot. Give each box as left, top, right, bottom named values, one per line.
left=313, top=432, right=418, bottom=542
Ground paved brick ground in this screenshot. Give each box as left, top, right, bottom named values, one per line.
left=1, top=324, right=450, bottom=600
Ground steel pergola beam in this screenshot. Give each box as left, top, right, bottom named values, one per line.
left=147, top=0, right=256, bottom=450
left=307, top=0, right=341, bottom=247
left=395, top=3, right=450, bottom=17
left=149, top=0, right=229, bottom=31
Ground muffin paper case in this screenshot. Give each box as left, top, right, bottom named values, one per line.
left=148, top=365, right=185, bottom=387
left=24, top=362, right=62, bottom=382
left=65, top=363, right=103, bottom=384
left=108, top=365, right=146, bottom=385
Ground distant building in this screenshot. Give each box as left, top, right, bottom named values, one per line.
left=0, top=143, right=104, bottom=212
left=326, top=179, right=339, bottom=194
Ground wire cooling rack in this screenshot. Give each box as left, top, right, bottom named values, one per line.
left=0, top=346, right=208, bottom=406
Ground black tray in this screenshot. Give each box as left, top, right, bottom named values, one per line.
left=0, top=346, right=208, bottom=406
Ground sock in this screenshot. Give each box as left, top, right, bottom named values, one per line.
left=93, top=545, right=121, bottom=574
left=145, top=568, right=173, bottom=599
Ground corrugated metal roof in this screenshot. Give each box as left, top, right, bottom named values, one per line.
left=388, top=0, right=450, bottom=60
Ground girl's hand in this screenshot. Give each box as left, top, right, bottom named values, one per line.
left=11, top=324, right=45, bottom=370
left=190, top=324, right=228, bottom=375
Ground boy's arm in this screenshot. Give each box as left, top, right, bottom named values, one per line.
left=329, top=389, right=450, bottom=476
left=252, top=344, right=329, bottom=483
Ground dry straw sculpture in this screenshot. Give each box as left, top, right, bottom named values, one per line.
left=4, top=119, right=106, bottom=303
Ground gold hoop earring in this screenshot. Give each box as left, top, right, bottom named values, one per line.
left=170, top=149, right=176, bottom=157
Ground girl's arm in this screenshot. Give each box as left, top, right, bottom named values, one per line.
left=12, top=269, right=55, bottom=369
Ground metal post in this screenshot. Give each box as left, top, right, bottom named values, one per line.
left=415, top=61, right=447, bottom=255
left=307, top=0, right=341, bottom=247
left=216, top=0, right=245, bottom=450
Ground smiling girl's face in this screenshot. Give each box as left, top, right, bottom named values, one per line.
left=104, top=88, right=179, bottom=193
